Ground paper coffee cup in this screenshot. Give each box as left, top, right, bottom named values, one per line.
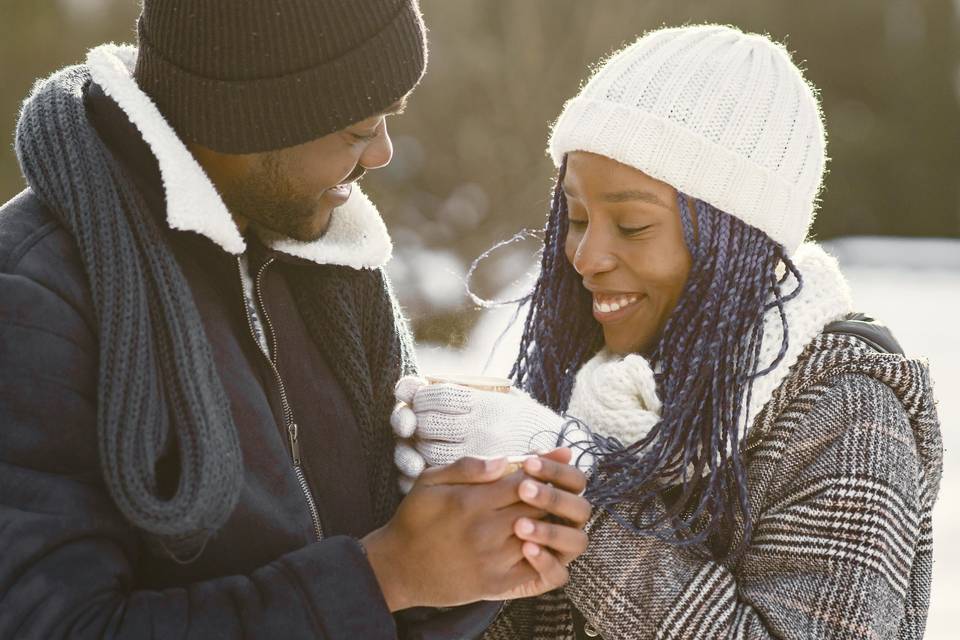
left=423, top=373, right=513, bottom=394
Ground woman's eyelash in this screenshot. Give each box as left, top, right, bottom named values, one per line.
left=350, top=131, right=377, bottom=142
left=619, top=225, right=652, bottom=234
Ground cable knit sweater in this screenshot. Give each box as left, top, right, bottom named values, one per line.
left=483, top=245, right=943, bottom=639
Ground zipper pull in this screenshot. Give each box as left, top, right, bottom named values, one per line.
left=288, top=422, right=302, bottom=466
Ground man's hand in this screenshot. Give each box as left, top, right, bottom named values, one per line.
left=362, top=453, right=590, bottom=611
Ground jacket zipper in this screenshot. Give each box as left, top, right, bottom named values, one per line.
left=237, top=256, right=323, bottom=541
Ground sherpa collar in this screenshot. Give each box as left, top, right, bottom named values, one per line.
left=568, top=242, right=853, bottom=443
left=86, top=44, right=393, bottom=270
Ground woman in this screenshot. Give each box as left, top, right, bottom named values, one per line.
left=393, top=25, right=942, bottom=639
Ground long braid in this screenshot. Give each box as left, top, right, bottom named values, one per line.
left=512, top=157, right=602, bottom=409
left=512, top=164, right=802, bottom=556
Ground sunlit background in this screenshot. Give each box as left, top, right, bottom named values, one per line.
left=2, top=1, right=958, bottom=635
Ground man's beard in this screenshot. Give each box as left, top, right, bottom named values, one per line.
left=220, top=153, right=330, bottom=242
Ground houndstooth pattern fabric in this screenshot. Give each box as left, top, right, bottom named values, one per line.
left=483, top=332, right=942, bottom=639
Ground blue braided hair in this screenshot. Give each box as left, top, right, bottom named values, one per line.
left=511, top=156, right=802, bottom=555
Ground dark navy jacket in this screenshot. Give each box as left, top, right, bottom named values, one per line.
left=0, top=83, right=397, bottom=638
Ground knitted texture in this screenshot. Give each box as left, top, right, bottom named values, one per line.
left=288, top=263, right=417, bottom=526
left=393, top=384, right=574, bottom=468
left=566, top=350, right=661, bottom=447
left=14, top=62, right=415, bottom=553
left=548, top=24, right=827, bottom=255
left=14, top=63, right=242, bottom=558
left=485, top=333, right=943, bottom=639
left=135, top=0, right=427, bottom=153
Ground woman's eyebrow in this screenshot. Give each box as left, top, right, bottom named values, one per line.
left=601, top=189, right=670, bottom=208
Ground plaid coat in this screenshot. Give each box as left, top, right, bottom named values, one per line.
left=484, top=332, right=943, bottom=639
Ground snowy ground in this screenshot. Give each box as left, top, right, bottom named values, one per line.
left=415, top=236, right=959, bottom=637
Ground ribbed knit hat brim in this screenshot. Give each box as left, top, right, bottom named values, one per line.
left=549, top=25, right=827, bottom=255
left=135, top=1, right=427, bottom=154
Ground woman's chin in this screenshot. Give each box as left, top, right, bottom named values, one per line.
left=603, top=330, right=654, bottom=356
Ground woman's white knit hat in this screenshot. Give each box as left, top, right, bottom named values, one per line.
left=549, top=24, right=827, bottom=255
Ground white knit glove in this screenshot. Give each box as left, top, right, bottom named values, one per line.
left=391, top=376, right=594, bottom=493
left=567, top=350, right=662, bottom=446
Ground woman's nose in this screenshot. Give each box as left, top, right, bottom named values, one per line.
left=572, top=226, right=617, bottom=277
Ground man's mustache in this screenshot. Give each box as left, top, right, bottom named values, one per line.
left=343, top=164, right=366, bottom=184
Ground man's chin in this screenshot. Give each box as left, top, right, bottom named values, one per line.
left=297, top=207, right=336, bottom=241
left=256, top=206, right=336, bottom=243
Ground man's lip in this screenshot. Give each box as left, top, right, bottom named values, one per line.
left=324, top=182, right=353, bottom=202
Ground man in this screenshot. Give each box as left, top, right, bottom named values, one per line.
left=0, top=1, right=589, bottom=638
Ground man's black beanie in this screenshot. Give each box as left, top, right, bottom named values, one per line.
left=134, top=0, right=427, bottom=154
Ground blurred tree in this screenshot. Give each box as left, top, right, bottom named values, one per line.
left=2, top=0, right=958, bottom=340
left=0, top=0, right=139, bottom=201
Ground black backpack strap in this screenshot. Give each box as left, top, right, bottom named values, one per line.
left=823, top=312, right=905, bottom=355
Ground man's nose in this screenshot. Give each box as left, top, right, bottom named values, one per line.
left=572, top=225, right=617, bottom=277
left=359, top=123, right=394, bottom=170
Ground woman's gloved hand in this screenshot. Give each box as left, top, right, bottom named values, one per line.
left=391, top=376, right=593, bottom=493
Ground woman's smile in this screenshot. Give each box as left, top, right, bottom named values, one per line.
left=591, top=291, right=646, bottom=323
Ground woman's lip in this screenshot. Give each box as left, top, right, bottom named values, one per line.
left=592, top=294, right=645, bottom=324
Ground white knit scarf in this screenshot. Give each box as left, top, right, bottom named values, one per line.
left=566, top=242, right=853, bottom=445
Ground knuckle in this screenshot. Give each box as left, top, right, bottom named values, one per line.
left=545, top=485, right=561, bottom=509
left=543, top=522, right=559, bottom=543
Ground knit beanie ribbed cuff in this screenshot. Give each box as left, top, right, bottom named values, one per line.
left=134, top=1, right=426, bottom=154
left=549, top=97, right=812, bottom=255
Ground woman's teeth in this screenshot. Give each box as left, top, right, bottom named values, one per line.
left=593, top=294, right=639, bottom=313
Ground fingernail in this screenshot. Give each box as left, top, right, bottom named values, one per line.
left=520, top=480, right=538, bottom=499
left=517, top=518, right=535, bottom=535
left=525, top=457, right=543, bottom=473
left=525, top=542, right=541, bottom=557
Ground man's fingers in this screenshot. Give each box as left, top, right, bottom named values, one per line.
left=514, top=517, right=588, bottom=564
left=518, top=478, right=592, bottom=527
left=522, top=454, right=587, bottom=494
left=391, top=402, right=417, bottom=438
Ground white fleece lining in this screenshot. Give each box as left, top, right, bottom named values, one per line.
left=85, top=44, right=393, bottom=270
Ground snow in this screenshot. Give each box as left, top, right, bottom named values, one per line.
left=414, top=236, right=960, bottom=635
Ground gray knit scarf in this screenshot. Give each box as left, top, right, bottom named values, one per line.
left=14, top=63, right=412, bottom=560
